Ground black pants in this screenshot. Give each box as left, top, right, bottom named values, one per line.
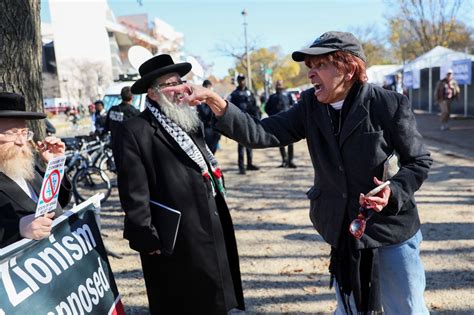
left=238, top=144, right=253, bottom=171
left=279, top=145, right=294, bottom=163
left=204, top=128, right=221, bottom=154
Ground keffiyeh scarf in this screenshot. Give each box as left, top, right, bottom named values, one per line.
left=146, top=98, right=225, bottom=197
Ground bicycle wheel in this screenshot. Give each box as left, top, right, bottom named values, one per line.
left=72, top=166, right=111, bottom=203
left=98, top=152, right=117, bottom=187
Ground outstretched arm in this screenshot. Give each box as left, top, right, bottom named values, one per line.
left=161, top=83, right=307, bottom=148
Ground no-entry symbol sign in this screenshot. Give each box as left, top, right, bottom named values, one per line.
left=35, top=156, right=67, bottom=217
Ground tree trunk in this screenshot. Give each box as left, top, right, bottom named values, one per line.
left=0, top=0, right=45, bottom=140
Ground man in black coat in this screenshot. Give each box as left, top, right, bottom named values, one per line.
left=228, top=74, right=260, bottom=174
left=163, top=32, right=432, bottom=315
left=0, top=92, right=72, bottom=248
left=117, top=54, right=244, bottom=314
left=265, top=80, right=296, bottom=168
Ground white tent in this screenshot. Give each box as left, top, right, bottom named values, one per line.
left=403, top=46, right=474, bottom=79
left=366, top=64, right=402, bottom=86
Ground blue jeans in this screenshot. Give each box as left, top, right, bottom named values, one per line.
left=334, top=230, right=429, bottom=315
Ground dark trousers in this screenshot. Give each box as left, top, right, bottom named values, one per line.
left=279, top=145, right=294, bottom=164
left=238, top=144, right=253, bottom=171
left=204, top=128, right=221, bottom=154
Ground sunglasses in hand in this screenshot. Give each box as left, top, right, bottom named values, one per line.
left=349, top=181, right=390, bottom=239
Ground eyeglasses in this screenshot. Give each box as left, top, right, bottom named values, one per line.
left=156, top=80, right=187, bottom=89
left=0, top=129, right=34, bottom=141
left=349, top=206, right=374, bottom=239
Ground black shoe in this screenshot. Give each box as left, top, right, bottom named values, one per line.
left=239, top=169, right=246, bottom=175
left=287, top=162, right=297, bottom=168
left=247, top=164, right=260, bottom=171
left=278, top=161, right=288, bottom=168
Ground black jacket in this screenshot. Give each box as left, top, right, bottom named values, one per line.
left=116, top=108, right=244, bottom=314
left=0, top=166, right=72, bottom=248
left=216, top=83, right=432, bottom=249
left=265, top=91, right=294, bottom=116
left=229, top=87, right=260, bottom=118
left=105, top=102, right=140, bottom=139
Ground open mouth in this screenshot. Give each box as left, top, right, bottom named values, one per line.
left=313, top=83, right=322, bottom=93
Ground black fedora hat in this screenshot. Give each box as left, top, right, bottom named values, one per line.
left=292, top=31, right=366, bottom=63
left=0, top=92, right=46, bottom=120
left=131, top=54, right=192, bottom=94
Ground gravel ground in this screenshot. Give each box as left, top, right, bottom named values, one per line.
left=95, top=134, right=473, bottom=314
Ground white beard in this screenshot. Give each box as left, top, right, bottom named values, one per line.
left=156, top=91, right=201, bottom=133
left=0, top=143, right=35, bottom=181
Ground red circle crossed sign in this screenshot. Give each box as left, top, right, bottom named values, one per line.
left=42, top=169, right=61, bottom=203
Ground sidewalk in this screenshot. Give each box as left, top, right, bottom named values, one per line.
left=414, top=110, right=474, bottom=156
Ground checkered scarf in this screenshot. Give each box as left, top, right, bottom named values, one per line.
left=146, top=97, right=225, bottom=197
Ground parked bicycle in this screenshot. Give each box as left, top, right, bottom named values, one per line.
left=62, top=134, right=113, bottom=204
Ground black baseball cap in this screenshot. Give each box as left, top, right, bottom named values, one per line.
left=292, top=31, right=366, bottom=63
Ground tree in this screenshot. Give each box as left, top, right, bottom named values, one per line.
left=351, top=26, right=395, bottom=66
left=386, top=0, right=473, bottom=62
left=0, top=0, right=45, bottom=139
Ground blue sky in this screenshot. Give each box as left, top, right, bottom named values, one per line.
left=40, top=0, right=466, bottom=78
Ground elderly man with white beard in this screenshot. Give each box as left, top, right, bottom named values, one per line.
left=116, top=54, right=244, bottom=314
left=0, top=92, right=72, bottom=248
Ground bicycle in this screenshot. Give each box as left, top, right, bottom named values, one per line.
left=62, top=135, right=112, bottom=204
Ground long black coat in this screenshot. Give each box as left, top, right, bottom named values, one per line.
left=0, top=167, right=72, bottom=248
left=216, top=83, right=432, bottom=249
left=116, top=108, right=244, bottom=314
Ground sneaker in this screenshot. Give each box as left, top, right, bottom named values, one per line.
left=247, top=164, right=260, bottom=171
left=238, top=169, right=246, bottom=175
left=440, top=124, right=450, bottom=131
left=278, top=161, right=288, bottom=168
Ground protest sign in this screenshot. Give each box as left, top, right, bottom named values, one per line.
left=35, top=156, right=67, bottom=218
left=0, top=195, right=124, bottom=315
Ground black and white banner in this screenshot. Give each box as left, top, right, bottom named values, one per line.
left=0, top=195, right=124, bottom=315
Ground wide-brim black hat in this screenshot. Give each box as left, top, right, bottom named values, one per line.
left=292, top=31, right=367, bottom=63
left=0, top=92, right=46, bottom=120
left=131, top=54, right=192, bottom=94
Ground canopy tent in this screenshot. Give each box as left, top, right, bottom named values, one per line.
left=366, top=64, right=402, bottom=86
left=403, top=46, right=474, bottom=80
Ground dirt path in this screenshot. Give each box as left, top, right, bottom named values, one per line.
left=101, top=136, right=474, bottom=314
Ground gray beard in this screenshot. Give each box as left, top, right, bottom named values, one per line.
left=156, top=92, right=201, bottom=133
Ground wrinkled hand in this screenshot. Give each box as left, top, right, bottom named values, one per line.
left=358, top=177, right=391, bottom=212
left=37, top=136, right=66, bottom=163
left=161, top=83, right=228, bottom=116
left=148, top=249, right=161, bottom=255
left=19, top=212, right=55, bottom=240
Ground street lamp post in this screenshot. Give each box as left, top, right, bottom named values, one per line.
left=241, top=9, right=252, bottom=90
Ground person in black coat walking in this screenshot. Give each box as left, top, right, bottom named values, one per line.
left=265, top=80, right=296, bottom=168
left=163, top=31, right=432, bottom=315
left=116, top=54, right=244, bottom=314
left=0, top=92, right=72, bottom=248
left=228, top=74, right=261, bottom=174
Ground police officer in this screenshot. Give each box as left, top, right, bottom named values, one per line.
left=265, top=80, right=296, bottom=168
left=228, top=74, right=260, bottom=174
left=105, top=86, right=140, bottom=141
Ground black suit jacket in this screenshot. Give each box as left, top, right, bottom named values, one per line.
left=0, top=166, right=72, bottom=248
left=216, top=82, right=433, bottom=249
left=116, top=108, right=244, bottom=313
